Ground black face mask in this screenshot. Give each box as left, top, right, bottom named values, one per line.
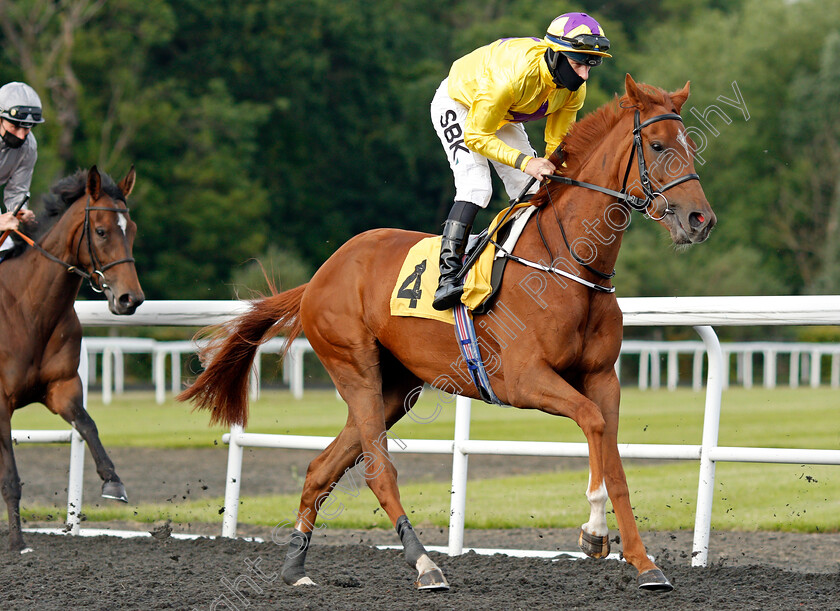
left=544, top=49, right=586, bottom=92
left=2, top=129, right=26, bottom=149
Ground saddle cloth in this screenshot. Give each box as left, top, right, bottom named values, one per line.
left=389, top=204, right=535, bottom=324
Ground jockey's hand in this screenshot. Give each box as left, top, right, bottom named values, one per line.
left=17, top=209, right=35, bottom=224
left=524, top=157, right=557, bottom=181
left=0, top=211, right=20, bottom=232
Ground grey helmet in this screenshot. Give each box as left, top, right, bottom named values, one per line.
left=0, top=82, right=44, bottom=128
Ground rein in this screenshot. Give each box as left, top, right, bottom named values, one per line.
left=11, top=195, right=134, bottom=293
left=505, top=109, right=700, bottom=291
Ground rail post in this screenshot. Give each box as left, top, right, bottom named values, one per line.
left=691, top=325, right=723, bottom=566
left=222, top=424, right=245, bottom=538
left=447, top=395, right=471, bottom=555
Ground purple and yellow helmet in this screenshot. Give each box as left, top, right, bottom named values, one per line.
left=545, top=12, right=611, bottom=67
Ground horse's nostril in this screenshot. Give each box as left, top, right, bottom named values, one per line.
left=689, top=212, right=706, bottom=230
left=118, top=293, right=143, bottom=310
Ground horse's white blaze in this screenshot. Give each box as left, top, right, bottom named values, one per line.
left=582, top=477, right=609, bottom=537
left=116, top=212, right=127, bottom=234
left=676, top=128, right=692, bottom=161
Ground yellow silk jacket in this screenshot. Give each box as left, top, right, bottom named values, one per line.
left=447, top=37, right=586, bottom=171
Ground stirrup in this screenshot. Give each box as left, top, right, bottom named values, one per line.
left=432, top=282, right=464, bottom=311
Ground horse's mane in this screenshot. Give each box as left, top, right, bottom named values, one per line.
left=529, top=85, right=671, bottom=207
left=6, top=169, right=124, bottom=258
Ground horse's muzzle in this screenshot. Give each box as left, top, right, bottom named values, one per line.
left=669, top=207, right=716, bottom=244
left=688, top=209, right=716, bottom=243
left=110, top=290, right=144, bottom=315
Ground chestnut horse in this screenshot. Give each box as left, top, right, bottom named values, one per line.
left=0, top=167, right=144, bottom=552
left=180, top=75, right=715, bottom=592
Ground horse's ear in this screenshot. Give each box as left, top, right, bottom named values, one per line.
left=670, top=81, right=691, bottom=114
left=87, top=165, right=102, bottom=200
left=118, top=165, right=136, bottom=198
left=624, top=73, right=648, bottom=110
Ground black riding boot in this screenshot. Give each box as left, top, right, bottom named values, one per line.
left=432, top=201, right=480, bottom=311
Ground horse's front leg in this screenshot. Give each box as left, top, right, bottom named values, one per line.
left=0, top=407, right=28, bottom=552
left=506, top=367, right=613, bottom=552
left=582, top=369, right=673, bottom=591
left=45, top=377, right=128, bottom=503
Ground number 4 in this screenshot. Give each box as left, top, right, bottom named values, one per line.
left=397, top=260, right=426, bottom=309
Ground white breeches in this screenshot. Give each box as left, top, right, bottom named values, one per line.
left=430, top=79, right=539, bottom=208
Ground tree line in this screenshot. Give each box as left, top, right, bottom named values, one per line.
left=0, top=0, right=837, bottom=306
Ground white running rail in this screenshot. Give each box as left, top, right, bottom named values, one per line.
left=66, top=297, right=840, bottom=566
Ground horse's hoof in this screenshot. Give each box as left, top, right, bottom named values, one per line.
left=638, top=568, right=673, bottom=592
left=578, top=529, right=610, bottom=559
left=8, top=537, right=28, bottom=554
left=101, top=481, right=128, bottom=503
left=290, top=576, right=317, bottom=586
left=415, top=568, right=449, bottom=591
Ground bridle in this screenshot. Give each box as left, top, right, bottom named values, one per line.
left=11, top=194, right=135, bottom=293
left=535, top=108, right=700, bottom=285
left=77, top=196, right=135, bottom=292
left=546, top=109, right=699, bottom=218
left=626, top=109, right=701, bottom=219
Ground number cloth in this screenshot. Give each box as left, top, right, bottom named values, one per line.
left=390, top=204, right=533, bottom=322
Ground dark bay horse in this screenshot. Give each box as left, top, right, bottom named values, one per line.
left=180, top=75, right=715, bottom=591
left=0, top=166, right=144, bottom=552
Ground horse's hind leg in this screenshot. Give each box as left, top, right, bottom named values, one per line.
left=278, top=424, right=364, bottom=586
left=46, top=377, right=128, bottom=502
left=377, top=356, right=449, bottom=590
left=280, top=352, right=447, bottom=589
left=0, top=409, right=28, bottom=552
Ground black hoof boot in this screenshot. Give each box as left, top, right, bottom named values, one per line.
left=101, top=480, right=128, bottom=503
left=638, top=568, right=674, bottom=592
left=282, top=529, right=316, bottom=586
left=397, top=515, right=450, bottom=591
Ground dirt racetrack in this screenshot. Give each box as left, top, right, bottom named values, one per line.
left=1, top=528, right=838, bottom=610
left=2, top=446, right=839, bottom=610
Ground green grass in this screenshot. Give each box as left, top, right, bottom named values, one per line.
left=11, top=387, right=840, bottom=532
left=11, top=386, right=840, bottom=450
left=22, top=462, right=837, bottom=533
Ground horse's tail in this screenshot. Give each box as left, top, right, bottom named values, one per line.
left=177, top=284, right=307, bottom=428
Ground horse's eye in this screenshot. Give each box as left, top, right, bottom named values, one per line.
left=96, top=227, right=106, bottom=237
left=651, top=142, right=664, bottom=152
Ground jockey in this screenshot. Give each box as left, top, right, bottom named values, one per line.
left=430, top=12, right=611, bottom=310
left=0, top=82, right=42, bottom=248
